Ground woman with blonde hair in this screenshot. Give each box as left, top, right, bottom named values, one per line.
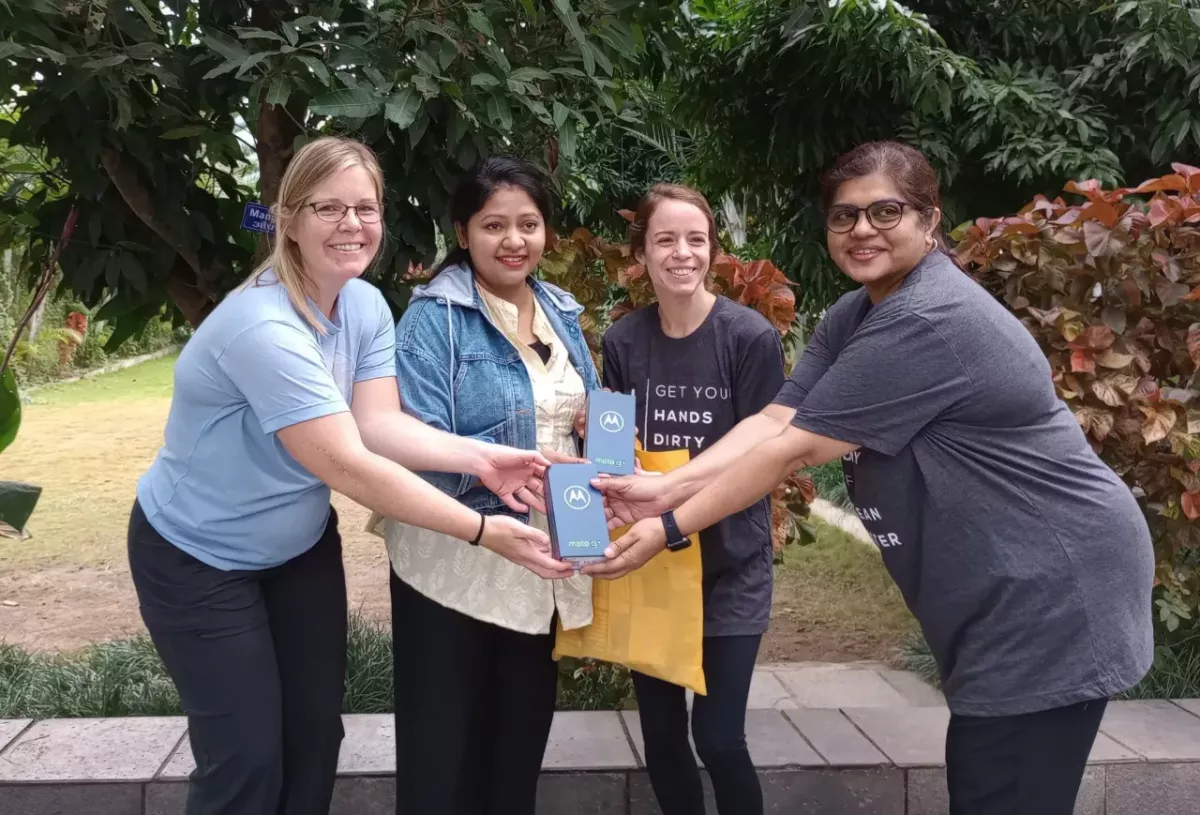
left=127, top=136, right=570, bottom=815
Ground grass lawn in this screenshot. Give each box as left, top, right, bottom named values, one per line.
left=1, top=354, right=914, bottom=667
left=763, top=519, right=916, bottom=664
left=3, top=355, right=179, bottom=568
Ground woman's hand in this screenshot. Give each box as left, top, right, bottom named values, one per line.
left=479, top=515, right=576, bottom=579
left=581, top=516, right=668, bottom=579
left=473, top=444, right=551, bottom=513
left=591, top=470, right=672, bottom=528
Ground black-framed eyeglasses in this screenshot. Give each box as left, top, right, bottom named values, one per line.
left=307, top=201, right=383, bottom=224
left=825, top=199, right=916, bottom=233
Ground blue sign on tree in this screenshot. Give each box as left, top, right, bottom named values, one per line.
left=241, top=202, right=275, bottom=234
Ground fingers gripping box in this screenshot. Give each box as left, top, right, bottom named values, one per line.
left=583, top=390, right=636, bottom=475
left=545, top=463, right=610, bottom=564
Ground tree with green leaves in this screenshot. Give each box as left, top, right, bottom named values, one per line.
left=0, top=0, right=681, bottom=341
left=672, top=0, right=1200, bottom=312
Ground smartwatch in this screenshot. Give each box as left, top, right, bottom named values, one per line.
left=661, top=510, right=692, bottom=552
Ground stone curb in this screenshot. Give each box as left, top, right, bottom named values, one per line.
left=1, top=702, right=1198, bottom=813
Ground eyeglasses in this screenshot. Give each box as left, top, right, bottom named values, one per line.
left=307, top=201, right=383, bottom=224
left=825, top=200, right=916, bottom=233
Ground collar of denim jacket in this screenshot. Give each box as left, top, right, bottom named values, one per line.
left=411, top=262, right=585, bottom=318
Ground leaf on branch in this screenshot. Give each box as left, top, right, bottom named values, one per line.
left=467, top=6, right=496, bottom=40
left=83, top=54, right=129, bottom=70
left=1189, top=323, right=1200, bottom=369
left=1083, top=220, right=1121, bottom=257
left=201, top=32, right=250, bottom=63
left=1071, top=349, right=1096, bottom=373
left=1182, top=491, right=1200, bottom=521
left=1101, top=306, right=1127, bottom=335
left=308, top=88, right=382, bottom=119
left=470, top=73, right=501, bottom=88
left=1075, top=406, right=1114, bottom=441
left=385, top=87, right=421, bottom=129
left=297, top=55, right=330, bottom=86
left=160, top=125, right=207, bottom=139
left=1092, top=378, right=1125, bottom=407
left=265, top=75, right=290, bottom=107
left=1095, top=348, right=1135, bottom=369
left=1141, top=405, right=1178, bottom=445
left=1158, top=279, right=1191, bottom=308
left=1069, top=324, right=1115, bottom=351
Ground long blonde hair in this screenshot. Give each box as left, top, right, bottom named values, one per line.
left=246, top=136, right=385, bottom=332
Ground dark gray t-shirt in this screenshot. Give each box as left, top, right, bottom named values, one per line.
left=602, top=296, right=785, bottom=636
left=774, top=252, right=1154, bottom=716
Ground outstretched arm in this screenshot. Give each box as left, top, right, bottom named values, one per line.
left=582, top=425, right=856, bottom=579
left=279, top=411, right=572, bottom=580
left=352, top=376, right=549, bottom=513
left=594, top=403, right=798, bottom=525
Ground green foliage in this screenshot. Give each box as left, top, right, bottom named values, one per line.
left=809, top=460, right=851, bottom=510
left=0, top=366, right=17, bottom=453
left=959, top=166, right=1200, bottom=631
left=672, top=0, right=1200, bottom=312
left=0, top=613, right=636, bottom=718
left=0, top=0, right=683, bottom=333
left=4, top=292, right=184, bottom=386
left=556, top=657, right=635, bottom=710
left=0, top=637, right=181, bottom=719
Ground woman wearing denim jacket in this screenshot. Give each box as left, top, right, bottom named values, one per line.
left=382, top=157, right=600, bottom=815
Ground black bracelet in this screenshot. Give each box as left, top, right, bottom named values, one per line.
left=469, top=514, right=486, bottom=546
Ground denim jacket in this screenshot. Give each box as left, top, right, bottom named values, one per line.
left=394, top=263, right=601, bottom=518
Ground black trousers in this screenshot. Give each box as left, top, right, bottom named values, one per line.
left=631, top=634, right=763, bottom=815
left=390, top=571, right=558, bottom=815
left=127, top=501, right=347, bottom=815
left=947, top=698, right=1108, bottom=814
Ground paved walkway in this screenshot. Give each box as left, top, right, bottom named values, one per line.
left=747, top=661, right=945, bottom=710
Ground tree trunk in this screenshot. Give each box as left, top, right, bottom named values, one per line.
left=164, top=256, right=216, bottom=328
left=250, top=1, right=308, bottom=262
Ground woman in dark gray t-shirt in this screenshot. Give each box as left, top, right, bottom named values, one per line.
left=587, top=142, right=1154, bottom=815
left=585, top=183, right=784, bottom=815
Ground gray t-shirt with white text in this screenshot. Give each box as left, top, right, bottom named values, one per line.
left=774, top=252, right=1154, bottom=716
left=603, top=297, right=785, bottom=636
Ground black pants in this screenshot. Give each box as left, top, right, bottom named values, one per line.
left=632, top=634, right=763, bottom=815
left=127, top=501, right=347, bottom=815
left=947, top=698, right=1107, bottom=814
left=390, top=571, right=558, bottom=815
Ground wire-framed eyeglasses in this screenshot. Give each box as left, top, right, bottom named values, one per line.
left=825, top=199, right=917, bottom=233
left=307, top=201, right=383, bottom=224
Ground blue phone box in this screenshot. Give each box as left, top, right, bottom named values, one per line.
left=545, top=463, right=610, bottom=564
left=583, top=390, right=636, bottom=475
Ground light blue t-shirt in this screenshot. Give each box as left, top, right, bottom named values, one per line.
left=136, top=270, right=396, bottom=570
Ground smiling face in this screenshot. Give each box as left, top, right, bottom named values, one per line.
left=288, top=163, right=383, bottom=286
left=637, top=198, right=713, bottom=301
left=826, top=172, right=938, bottom=301
left=456, top=185, right=546, bottom=296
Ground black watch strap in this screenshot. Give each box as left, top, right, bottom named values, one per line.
left=661, top=510, right=691, bottom=552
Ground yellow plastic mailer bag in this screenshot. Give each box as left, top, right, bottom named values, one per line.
left=552, top=446, right=706, bottom=695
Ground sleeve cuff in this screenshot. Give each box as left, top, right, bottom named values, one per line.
left=260, top=400, right=350, bottom=435
left=789, top=410, right=900, bottom=457
left=354, top=364, right=397, bottom=383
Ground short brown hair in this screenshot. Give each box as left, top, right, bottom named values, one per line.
left=628, top=183, right=720, bottom=265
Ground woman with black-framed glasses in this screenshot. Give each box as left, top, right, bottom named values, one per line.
left=127, top=137, right=568, bottom=815
left=585, top=141, right=1154, bottom=815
